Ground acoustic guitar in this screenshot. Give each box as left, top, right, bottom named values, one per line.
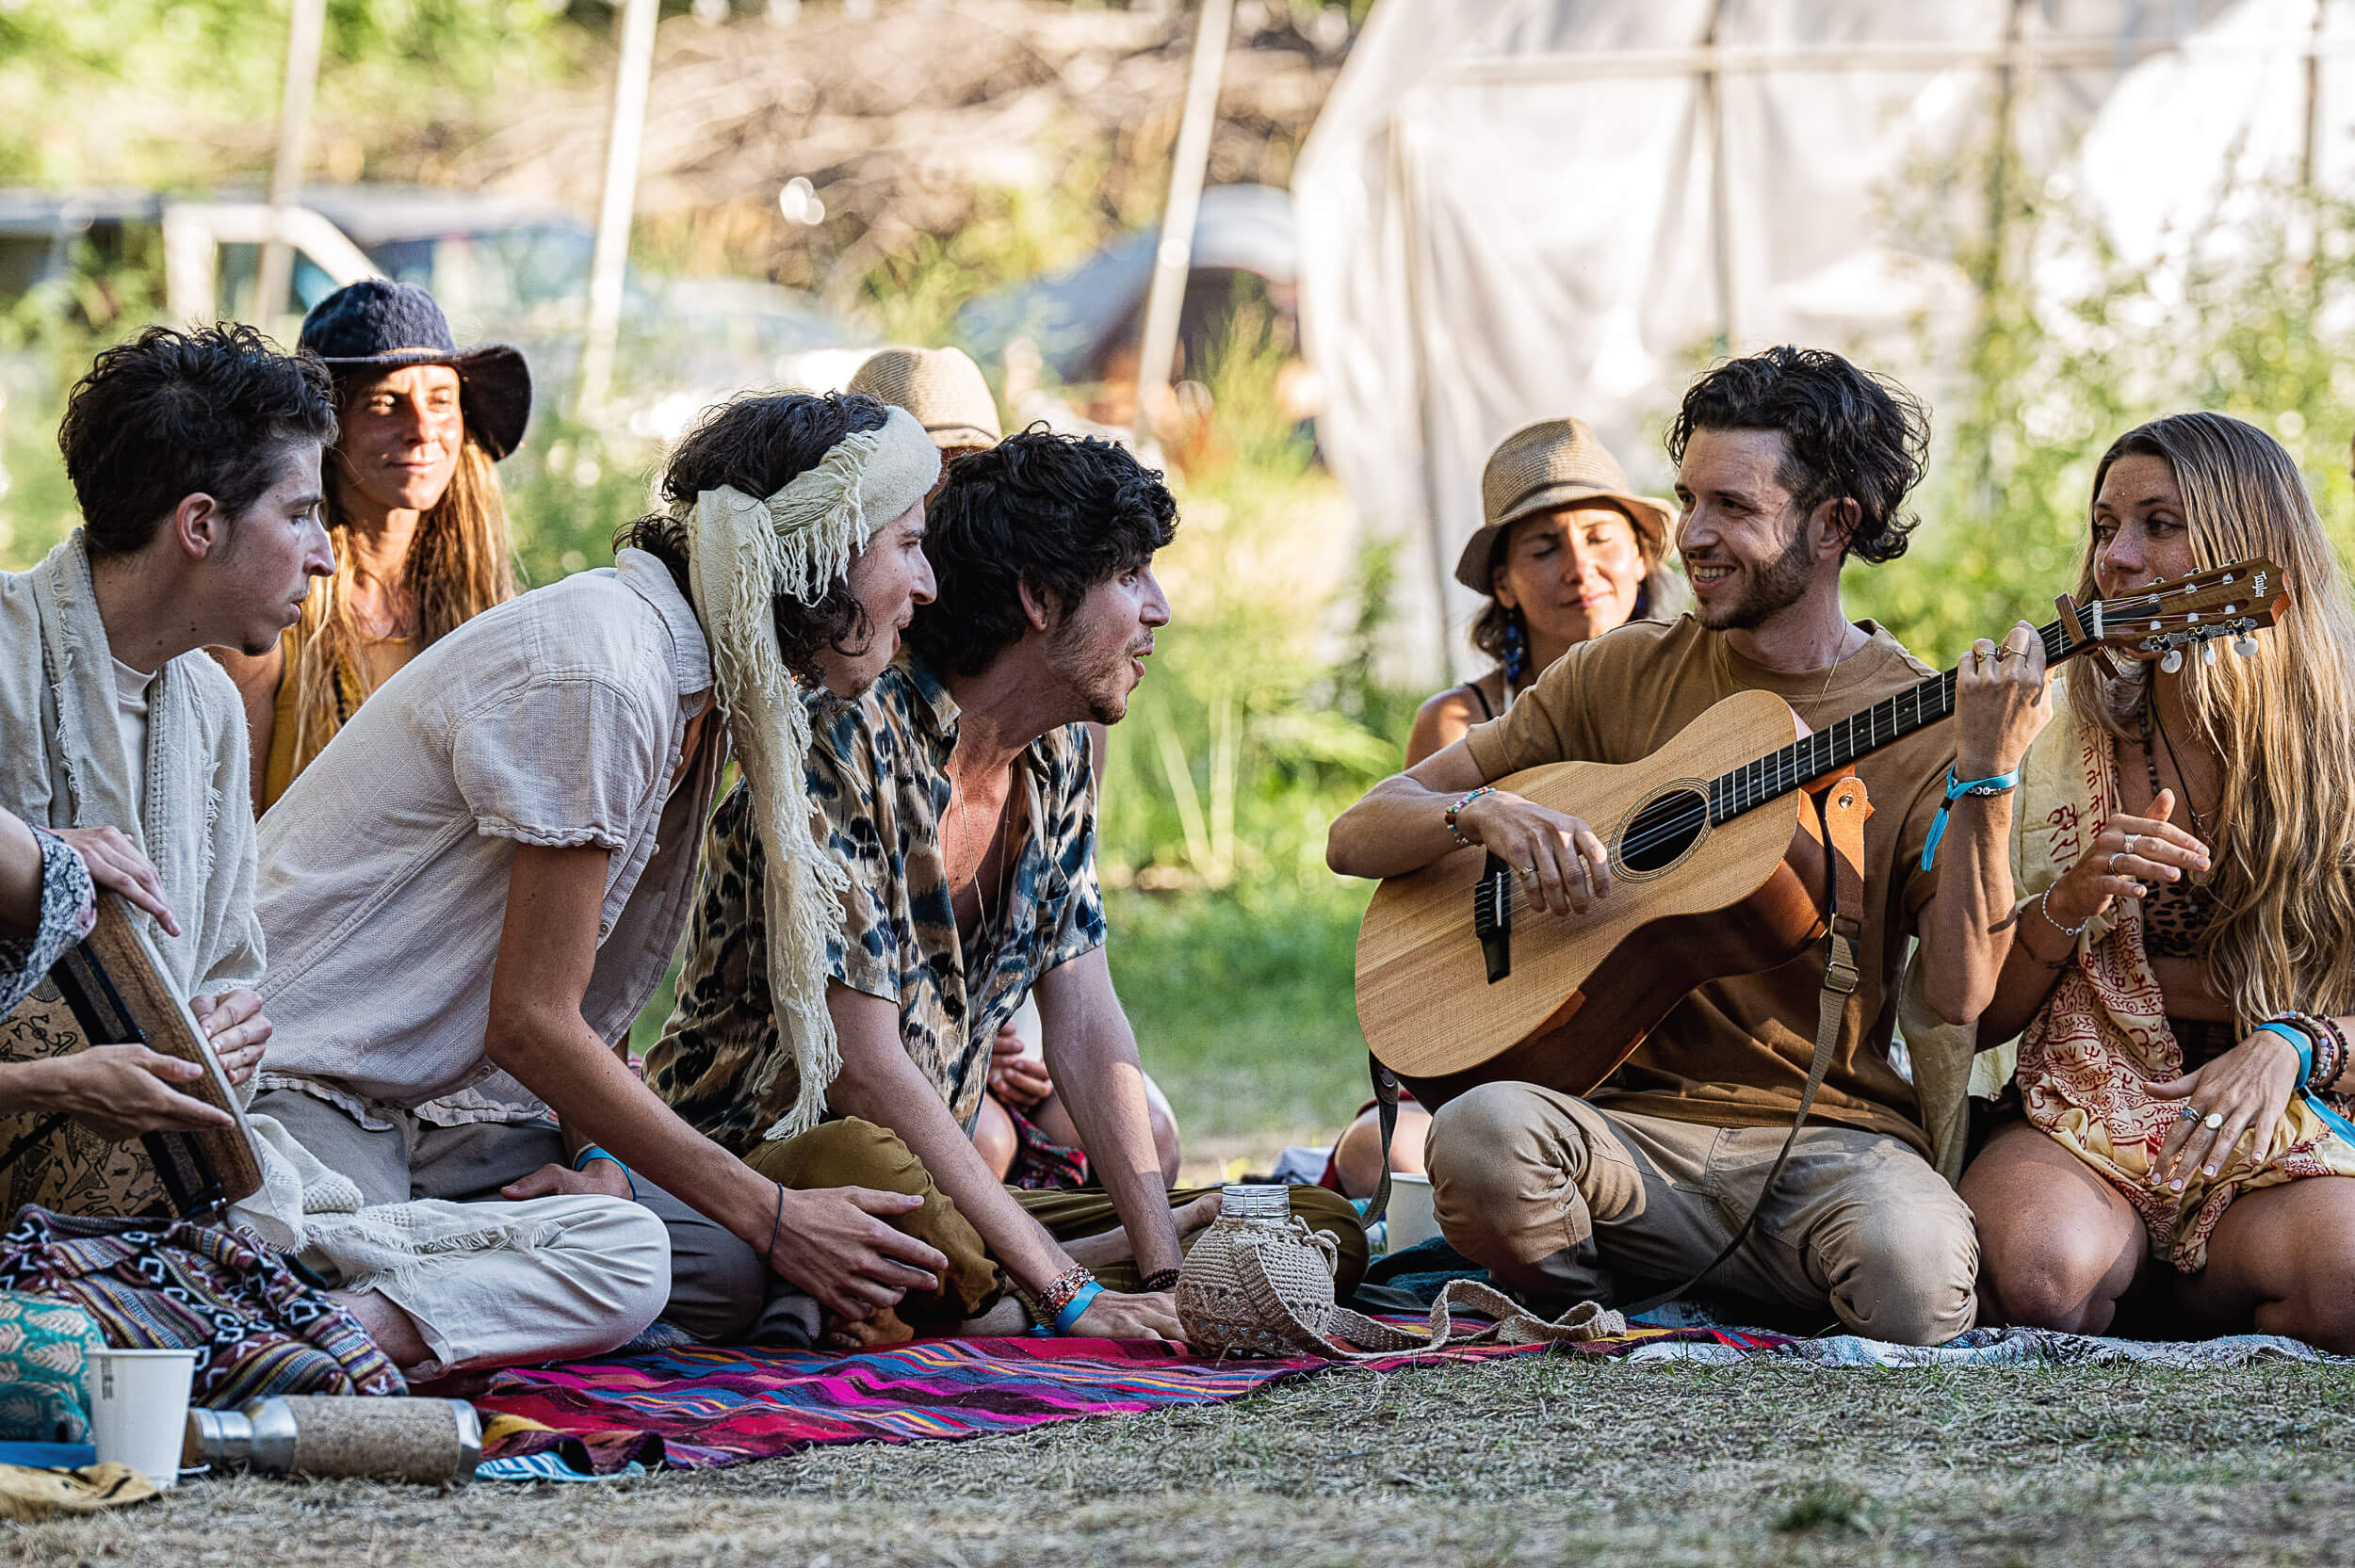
left=1355, top=561, right=2288, bottom=1109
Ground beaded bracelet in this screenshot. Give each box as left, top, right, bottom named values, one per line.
left=1138, top=1269, right=1181, bottom=1294
left=1035, top=1261, right=1093, bottom=1317
left=2293, top=1010, right=2348, bottom=1093
left=1444, top=785, right=1496, bottom=849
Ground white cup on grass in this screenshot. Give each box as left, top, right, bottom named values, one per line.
left=1386, top=1172, right=1438, bottom=1252
left=83, top=1348, right=199, bottom=1488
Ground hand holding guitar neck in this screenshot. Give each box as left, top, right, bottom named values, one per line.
left=1454, top=790, right=1614, bottom=916
left=1953, top=618, right=2056, bottom=779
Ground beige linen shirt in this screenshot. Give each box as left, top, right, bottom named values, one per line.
left=254, top=549, right=720, bottom=1126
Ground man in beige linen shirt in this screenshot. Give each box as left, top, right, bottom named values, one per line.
left=1328, top=348, right=2044, bottom=1345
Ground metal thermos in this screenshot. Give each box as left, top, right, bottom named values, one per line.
left=184, top=1396, right=481, bottom=1484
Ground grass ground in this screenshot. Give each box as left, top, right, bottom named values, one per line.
left=12, top=1356, right=2354, bottom=1564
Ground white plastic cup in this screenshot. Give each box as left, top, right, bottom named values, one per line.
left=1386, top=1172, right=1439, bottom=1252
left=83, top=1349, right=199, bottom=1488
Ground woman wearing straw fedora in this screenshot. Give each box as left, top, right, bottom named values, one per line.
left=215, top=279, right=525, bottom=815
left=1325, top=418, right=1680, bottom=1200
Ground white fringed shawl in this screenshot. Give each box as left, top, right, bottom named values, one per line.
left=682, top=407, right=939, bottom=1138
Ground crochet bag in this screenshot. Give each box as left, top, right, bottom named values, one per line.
left=1176, top=1188, right=1625, bottom=1361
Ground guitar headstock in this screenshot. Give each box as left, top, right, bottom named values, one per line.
left=2055, top=557, right=2288, bottom=666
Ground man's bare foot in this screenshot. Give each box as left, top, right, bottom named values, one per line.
left=1174, top=1190, right=1223, bottom=1241
left=820, top=1306, right=918, bottom=1351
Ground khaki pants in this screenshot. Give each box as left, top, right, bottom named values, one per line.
left=1425, top=1083, right=1977, bottom=1346
left=746, top=1118, right=1368, bottom=1332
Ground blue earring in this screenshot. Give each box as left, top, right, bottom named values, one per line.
left=1502, top=614, right=1528, bottom=686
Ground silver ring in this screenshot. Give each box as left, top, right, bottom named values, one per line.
left=2178, top=1106, right=2201, bottom=1124
left=2122, top=833, right=2138, bottom=855
left=2203, top=1112, right=2225, bottom=1132
left=2108, top=852, right=2124, bottom=874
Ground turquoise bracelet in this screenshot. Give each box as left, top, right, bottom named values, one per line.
left=571, top=1144, right=640, bottom=1202
left=1919, top=765, right=2022, bottom=872
left=2251, top=1021, right=2355, bottom=1149
left=1028, top=1278, right=1106, bottom=1336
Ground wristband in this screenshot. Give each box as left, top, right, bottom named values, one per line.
left=1051, top=1278, right=1105, bottom=1335
left=1445, top=785, right=1496, bottom=849
left=2256, top=1019, right=2314, bottom=1083
left=571, top=1144, right=640, bottom=1201
left=1919, top=766, right=2021, bottom=872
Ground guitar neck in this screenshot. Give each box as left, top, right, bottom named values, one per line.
left=1704, top=618, right=2080, bottom=826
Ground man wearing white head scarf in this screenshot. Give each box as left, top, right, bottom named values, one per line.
left=252, top=392, right=953, bottom=1348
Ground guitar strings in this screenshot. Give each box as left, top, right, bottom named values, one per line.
left=1489, top=580, right=2240, bottom=912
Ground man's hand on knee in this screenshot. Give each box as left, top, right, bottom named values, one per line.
left=768, top=1185, right=947, bottom=1322
left=500, top=1160, right=634, bottom=1202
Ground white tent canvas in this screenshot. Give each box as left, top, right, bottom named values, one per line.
left=1296, top=0, right=2355, bottom=679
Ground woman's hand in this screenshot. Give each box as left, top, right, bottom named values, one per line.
left=1954, top=621, right=2056, bottom=778
left=52, top=826, right=177, bottom=936
left=2148, top=1027, right=2302, bottom=1189
left=191, top=989, right=270, bottom=1085
left=2041, top=789, right=2211, bottom=933
left=11, top=1045, right=235, bottom=1140
left=986, top=1024, right=1054, bottom=1110
left=1068, top=1286, right=1183, bottom=1341
left=1453, top=791, right=1613, bottom=917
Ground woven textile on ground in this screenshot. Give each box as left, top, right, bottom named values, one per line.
left=473, top=1323, right=1758, bottom=1472
left=0, top=1207, right=400, bottom=1405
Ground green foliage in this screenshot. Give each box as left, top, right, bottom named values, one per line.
left=0, top=1, right=582, bottom=187
left=1846, top=152, right=2355, bottom=667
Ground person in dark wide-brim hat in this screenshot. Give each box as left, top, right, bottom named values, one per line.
left=215, top=279, right=528, bottom=814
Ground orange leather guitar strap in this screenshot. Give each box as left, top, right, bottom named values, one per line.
left=1616, top=771, right=1872, bottom=1317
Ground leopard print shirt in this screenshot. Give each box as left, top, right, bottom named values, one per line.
left=1, top=827, right=95, bottom=1018
left=647, top=655, right=1105, bottom=1155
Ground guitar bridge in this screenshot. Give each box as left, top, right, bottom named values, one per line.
left=1471, top=852, right=1513, bottom=984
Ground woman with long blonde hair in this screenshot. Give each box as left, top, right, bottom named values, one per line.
left=216, top=280, right=525, bottom=811
left=1957, top=411, right=2355, bottom=1350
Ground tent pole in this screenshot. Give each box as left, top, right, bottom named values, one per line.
left=578, top=0, right=660, bottom=417
left=257, top=0, right=327, bottom=329
left=1701, top=0, right=1739, bottom=351
left=1132, top=0, right=1236, bottom=455
left=1392, top=118, right=1457, bottom=687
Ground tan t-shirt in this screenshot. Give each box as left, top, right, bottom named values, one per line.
left=1461, top=615, right=1954, bottom=1152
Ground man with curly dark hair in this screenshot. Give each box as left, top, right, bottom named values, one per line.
left=652, top=428, right=1365, bottom=1345
left=1329, top=346, right=1998, bottom=1347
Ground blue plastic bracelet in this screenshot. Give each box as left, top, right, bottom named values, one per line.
left=1919, top=766, right=2022, bottom=872
left=571, top=1144, right=640, bottom=1201
left=1051, top=1278, right=1104, bottom=1336
left=2247, top=1023, right=2355, bottom=1152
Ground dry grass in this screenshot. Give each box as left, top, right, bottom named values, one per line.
left=10, top=1354, right=2354, bottom=1566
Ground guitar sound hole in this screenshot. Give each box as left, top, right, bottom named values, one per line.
left=1618, top=788, right=1708, bottom=873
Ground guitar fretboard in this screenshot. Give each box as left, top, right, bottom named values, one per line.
left=1704, top=621, right=2074, bottom=826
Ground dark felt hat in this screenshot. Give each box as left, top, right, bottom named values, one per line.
left=299, top=279, right=532, bottom=459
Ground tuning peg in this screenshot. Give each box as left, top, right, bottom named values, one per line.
left=2201, top=639, right=2218, bottom=666
left=2234, top=635, right=2260, bottom=658
left=2161, top=648, right=2184, bottom=673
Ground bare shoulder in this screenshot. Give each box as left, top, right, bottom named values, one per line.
left=1405, top=675, right=1500, bottom=768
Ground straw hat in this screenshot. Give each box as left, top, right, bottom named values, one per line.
left=847, top=346, right=1003, bottom=452
left=1453, top=418, right=1675, bottom=592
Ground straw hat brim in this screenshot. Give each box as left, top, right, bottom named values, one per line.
left=315, top=342, right=533, bottom=461
left=1451, top=482, right=1676, bottom=592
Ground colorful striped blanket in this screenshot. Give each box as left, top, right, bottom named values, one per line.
left=475, top=1322, right=1767, bottom=1473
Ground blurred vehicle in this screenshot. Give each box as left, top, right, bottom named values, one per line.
left=0, top=184, right=864, bottom=440
left=955, top=183, right=1301, bottom=430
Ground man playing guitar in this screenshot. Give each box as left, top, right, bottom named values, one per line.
left=1328, top=347, right=2044, bottom=1345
